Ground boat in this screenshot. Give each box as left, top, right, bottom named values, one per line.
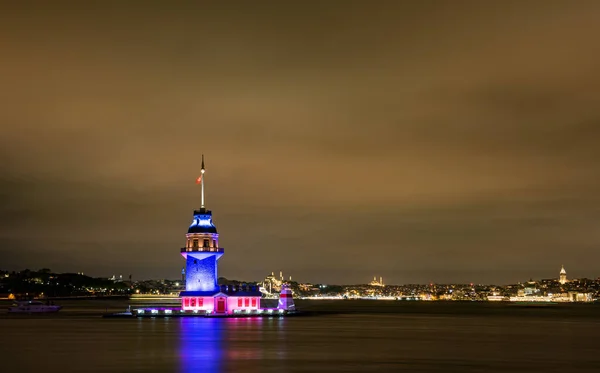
left=8, top=300, right=62, bottom=313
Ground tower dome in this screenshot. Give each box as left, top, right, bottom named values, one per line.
left=187, top=208, right=218, bottom=234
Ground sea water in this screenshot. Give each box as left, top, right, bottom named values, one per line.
left=1, top=300, right=599, bottom=372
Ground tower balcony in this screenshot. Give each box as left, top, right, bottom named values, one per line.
left=181, top=247, right=224, bottom=254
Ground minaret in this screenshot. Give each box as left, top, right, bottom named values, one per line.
left=559, top=265, right=567, bottom=285
left=180, top=156, right=224, bottom=293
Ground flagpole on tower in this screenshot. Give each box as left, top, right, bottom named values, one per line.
left=201, top=155, right=205, bottom=209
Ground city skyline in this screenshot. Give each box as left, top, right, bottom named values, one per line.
left=2, top=2, right=600, bottom=284
left=0, top=263, right=587, bottom=288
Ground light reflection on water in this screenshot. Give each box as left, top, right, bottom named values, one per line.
left=178, top=318, right=224, bottom=373
left=2, top=301, right=600, bottom=372
left=177, top=317, right=287, bottom=372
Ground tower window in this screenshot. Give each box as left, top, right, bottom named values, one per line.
left=203, top=239, right=209, bottom=248
left=193, top=239, right=198, bottom=248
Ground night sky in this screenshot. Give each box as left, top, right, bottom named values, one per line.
left=2, top=2, right=600, bottom=284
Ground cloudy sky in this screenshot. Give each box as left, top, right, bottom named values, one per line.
left=1, top=1, right=599, bottom=284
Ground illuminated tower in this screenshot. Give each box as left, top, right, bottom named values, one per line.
left=180, top=156, right=223, bottom=312
left=559, top=265, right=567, bottom=285
left=179, top=156, right=261, bottom=314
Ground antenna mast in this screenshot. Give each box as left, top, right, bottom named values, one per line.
left=201, top=154, right=205, bottom=209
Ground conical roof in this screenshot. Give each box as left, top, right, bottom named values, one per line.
left=560, top=265, right=566, bottom=275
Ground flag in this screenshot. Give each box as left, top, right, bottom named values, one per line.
left=196, top=175, right=202, bottom=184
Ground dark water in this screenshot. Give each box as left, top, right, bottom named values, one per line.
left=1, top=300, right=600, bottom=372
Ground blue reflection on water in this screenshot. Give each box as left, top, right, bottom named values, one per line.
left=178, top=317, right=282, bottom=372
left=178, top=318, right=223, bottom=373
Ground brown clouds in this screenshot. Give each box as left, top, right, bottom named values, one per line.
left=1, top=1, right=600, bottom=283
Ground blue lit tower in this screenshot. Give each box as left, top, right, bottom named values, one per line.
left=180, top=156, right=224, bottom=294
left=179, top=156, right=261, bottom=314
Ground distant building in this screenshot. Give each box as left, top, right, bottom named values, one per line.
left=370, top=276, right=384, bottom=287
left=569, top=292, right=593, bottom=302
left=263, top=271, right=289, bottom=294
left=559, top=265, right=567, bottom=285
left=109, top=274, right=123, bottom=282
